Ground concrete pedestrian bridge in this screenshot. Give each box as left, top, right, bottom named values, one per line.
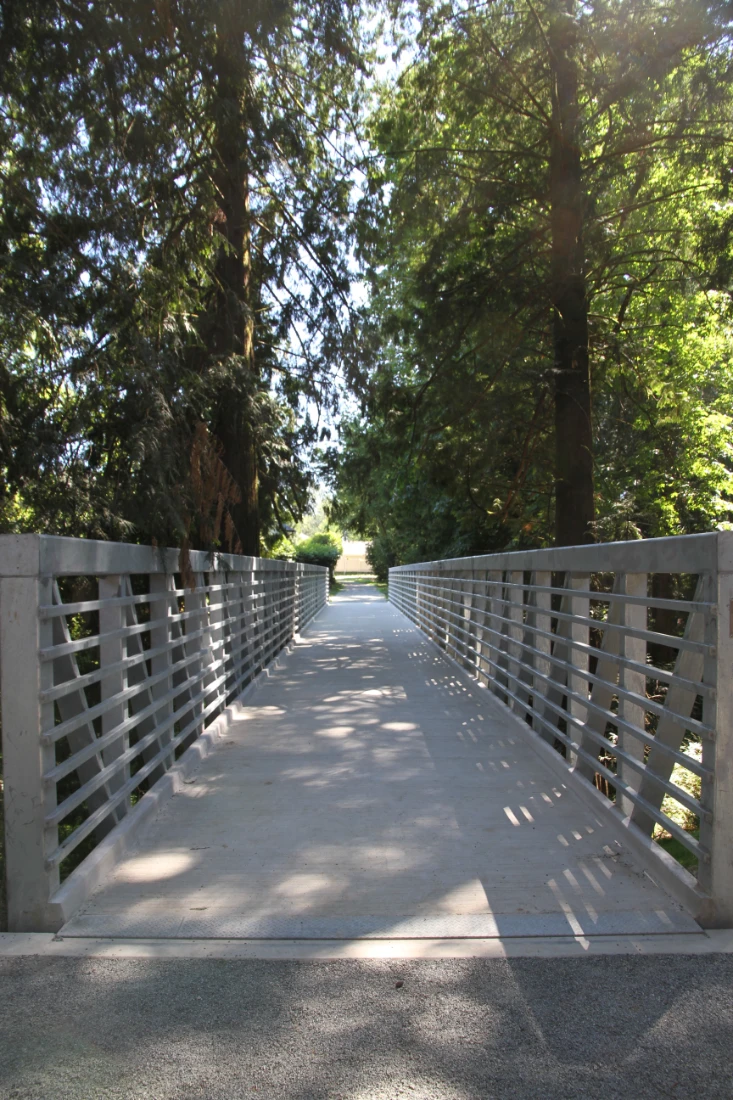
left=2, top=534, right=732, bottom=943
left=58, top=582, right=699, bottom=941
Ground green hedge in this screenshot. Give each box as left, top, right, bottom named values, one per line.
left=294, top=532, right=342, bottom=580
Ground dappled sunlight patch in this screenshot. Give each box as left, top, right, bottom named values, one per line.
left=272, top=872, right=340, bottom=899
left=347, top=1078, right=475, bottom=1100
left=245, top=705, right=287, bottom=718
left=547, top=877, right=591, bottom=942
left=314, top=725, right=357, bottom=739
left=426, top=878, right=492, bottom=914
left=115, top=851, right=196, bottom=883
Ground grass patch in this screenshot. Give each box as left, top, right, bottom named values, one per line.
left=331, top=573, right=387, bottom=598
left=657, top=833, right=699, bottom=874
left=652, top=740, right=701, bottom=877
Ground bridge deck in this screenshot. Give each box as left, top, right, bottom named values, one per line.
left=60, top=584, right=699, bottom=940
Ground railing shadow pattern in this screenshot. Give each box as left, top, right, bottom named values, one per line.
left=389, top=533, right=733, bottom=925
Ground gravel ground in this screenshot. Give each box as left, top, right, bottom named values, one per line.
left=1, top=954, right=732, bottom=1099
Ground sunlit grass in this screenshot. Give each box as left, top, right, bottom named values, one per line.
left=331, top=573, right=387, bottom=597
left=653, top=740, right=701, bottom=876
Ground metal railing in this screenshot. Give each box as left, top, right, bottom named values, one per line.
left=1, top=535, right=328, bottom=931
left=389, top=533, right=733, bottom=926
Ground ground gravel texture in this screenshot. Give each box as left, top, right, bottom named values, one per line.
left=1, top=954, right=732, bottom=1099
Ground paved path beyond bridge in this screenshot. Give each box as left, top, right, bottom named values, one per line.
left=60, top=583, right=699, bottom=941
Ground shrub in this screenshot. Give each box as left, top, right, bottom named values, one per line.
left=269, top=535, right=296, bottom=560
left=366, top=534, right=397, bottom=584
left=295, top=531, right=342, bottom=581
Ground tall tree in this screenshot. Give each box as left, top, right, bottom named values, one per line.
left=549, top=9, right=593, bottom=544
left=208, top=6, right=260, bottom=552
left=346, top=0, right=733, bottom=549
left=0, top=0, right=368, bottom=552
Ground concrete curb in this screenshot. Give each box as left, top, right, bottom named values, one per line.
left=2, top=929, right=733, bottom=960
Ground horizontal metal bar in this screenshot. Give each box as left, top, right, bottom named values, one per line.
left=423, top=592, right=715, bottom=744
left=395, top=590, right=711, bottom=785
left=403, top=581, right=713, bottom=697
left=42, top=645, right=204, bottom=743
left=40, top=585, right=295, bottom=666
left=42, top=617, right=221, bottom=703
left=39, top=618, right=151, bottom=661
left=470, top=631, right=712, bottom=775
left=409, top=576, right=711, bottom=656
left=44, top=674, right=212, bottom=785
left=39, top=572, right=312, bottom=622
left=40, top=590, right=151, bottom=619
left=42, top=644, right=152, bottom=703
left=433, top=615, right=711, bottom=809
left=398, top=599, right=708, bottom=858
left=44, top=639, right=271, bottom=867
left=407, top=574, right=712, bottom=616
left=387, top=532, right=720, bottom=576
left=46, top=716, right=174, bottom=826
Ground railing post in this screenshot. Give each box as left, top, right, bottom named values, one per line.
left=1, top=568, right=58, bottom=931
left=417, top=571, right=431, bottom=635
left=529, top=570, right=552, bottom=725
left=566, top=572, right=590, bottom=766
left=706, top=533, right=733, bottom=925
left=288, top=565, right=297, bottom=639
left=98, top=575, right=130, bottom=818
left=148, top=572, right=175, bottom=774
left=202, top=568, right=225, bottom=714
left=182, top=572, right=207, bottom=745
left=505, top=571, right=525, bottom=713
left=486, top=569, right=504, bottom=698
left=294, top=565, right=303, bottom=633
left=617, top=572, right=647, bottom=817
left=456, top=569, right=473, bottom=670
left=472, top=569, right=490, bottom=688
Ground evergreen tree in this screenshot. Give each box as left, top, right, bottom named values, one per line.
left=336, top=0, right=733, bottom=552
left=0, top=0, right=368, bottom=552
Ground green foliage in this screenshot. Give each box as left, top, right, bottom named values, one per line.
left=294, top=531, right=343, bottom=578
left=269, top=535, right=297, bottom=561
left=331, top=0, right=733, bottom=562
left=366, top=534, right=398, bottom=584
left=0, top=0, right=370, bottom=552
left=654, top=741, right=703, bottom=838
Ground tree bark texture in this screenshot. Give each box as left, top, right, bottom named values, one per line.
left=211, top=10, right=260, bottom=555
left=549, top=8, right=595, bottom=547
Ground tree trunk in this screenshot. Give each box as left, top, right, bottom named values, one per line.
left=210, top=11, right=260, bottom=556
left=549, top=7, right=594, bottom=547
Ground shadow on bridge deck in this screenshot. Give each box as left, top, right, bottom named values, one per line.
left=60, top=582, right=698, bottom=941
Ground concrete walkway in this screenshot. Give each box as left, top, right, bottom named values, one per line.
left=60, top=583, right=698, bottom=941
left=2, top=954, right=733, bottom=1099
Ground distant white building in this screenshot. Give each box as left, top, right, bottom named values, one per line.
left=334, top=539, right=373, bottom=574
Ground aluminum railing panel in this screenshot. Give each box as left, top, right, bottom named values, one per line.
left=389, top=533, right=733, bottom=925
left=0, top=536, right=328, bottom=930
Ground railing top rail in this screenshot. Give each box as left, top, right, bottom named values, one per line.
left=389, top=531, right=732, bottom=575
left=0, top=534, right=328, bottom=578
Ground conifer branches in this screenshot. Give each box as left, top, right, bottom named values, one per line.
left=180, top=421, right=243, bottom=589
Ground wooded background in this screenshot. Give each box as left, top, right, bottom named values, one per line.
left=2, top=0, right=733, bottom=568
